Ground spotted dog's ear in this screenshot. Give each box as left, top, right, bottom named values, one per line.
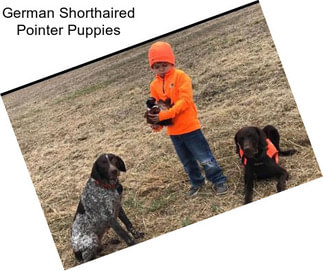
left=108, top=153, right=126, bottom=172
left=115, top=155, right=126, bottom=172
left=91, top=157, right=101, bottom=180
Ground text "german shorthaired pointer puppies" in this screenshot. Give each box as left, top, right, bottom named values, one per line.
left=71, top=153, right=144, bottom=263
left=235, top=125, right=296, bottom=204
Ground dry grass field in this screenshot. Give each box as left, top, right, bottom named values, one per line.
left=2, top=4, right=321, bottom=269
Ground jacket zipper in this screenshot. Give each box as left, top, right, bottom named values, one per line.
left=162, top=77, right=165, bottom=94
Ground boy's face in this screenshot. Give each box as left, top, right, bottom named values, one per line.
left=151, top=62, right=173, bottom=77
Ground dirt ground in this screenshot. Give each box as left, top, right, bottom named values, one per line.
left=2, top=4, right=321, bottom=269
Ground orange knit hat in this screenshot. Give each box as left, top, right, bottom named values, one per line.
left=148, top=41, right=175, bottom=67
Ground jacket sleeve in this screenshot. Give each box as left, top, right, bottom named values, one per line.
left=158, top=73, right=192, bottom=121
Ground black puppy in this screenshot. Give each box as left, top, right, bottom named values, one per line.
left=71, top=154, right=144, bottom=263
left=144, top=97, right=173, bottom=126
left=235, top=125, right=296, bottom=204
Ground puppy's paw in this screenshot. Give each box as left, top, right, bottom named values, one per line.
left=129, top=227, right=145, bottom=239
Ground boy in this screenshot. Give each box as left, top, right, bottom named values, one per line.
left=146, top=41, right=228, bottom=197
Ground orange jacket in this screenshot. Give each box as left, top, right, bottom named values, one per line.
left=239, top=138, right=279, bottom=165
left=150, top=67, right=201, bottom=135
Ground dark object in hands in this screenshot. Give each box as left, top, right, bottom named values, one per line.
left=144, top=97, right=173, bottom=126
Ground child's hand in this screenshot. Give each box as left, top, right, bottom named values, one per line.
left=147, top=112, right=160, bottom=124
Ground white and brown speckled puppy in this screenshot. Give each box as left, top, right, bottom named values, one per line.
left=71, top=153, right=144, bottom=263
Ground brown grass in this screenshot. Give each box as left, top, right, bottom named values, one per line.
left=2, top=4, right=321, bottom=269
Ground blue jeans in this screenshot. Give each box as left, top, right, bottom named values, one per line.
left=170, top=129, right=227, bottom=187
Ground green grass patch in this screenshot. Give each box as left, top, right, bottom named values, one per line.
left=123, top=195, right=146, bottom=213
left=147, top=193, right=177, bottom=213
left=53, top=83, right=105, bottom=105
left=211, top=203, right=218, bottom=213
left=66, top=83, right=103, bottom=101
left=181, top=217, right=192, bottom=227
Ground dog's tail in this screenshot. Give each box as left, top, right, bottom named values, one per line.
left=278, top=149, right=297, bottom=156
